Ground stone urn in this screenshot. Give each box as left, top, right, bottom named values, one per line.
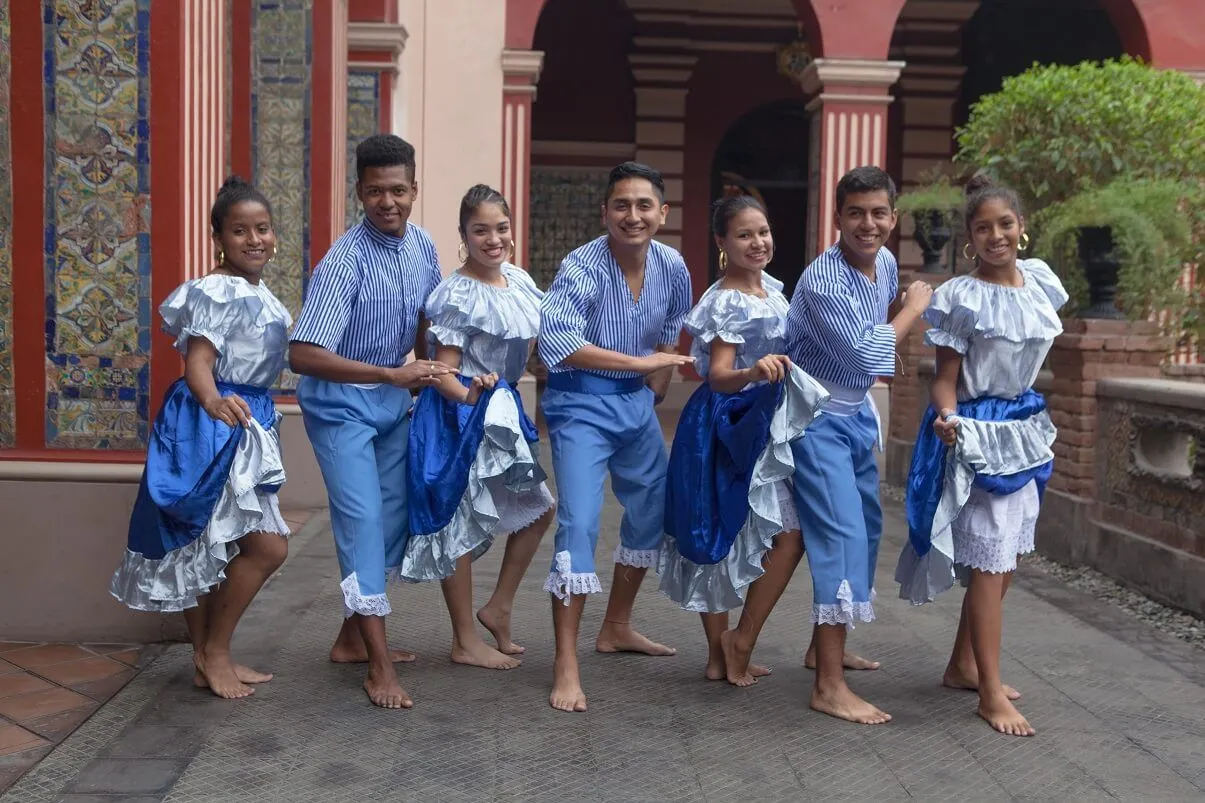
left=913, top=209, right=953, bottom=274
left=1078, top=225, right=1124, bottom=319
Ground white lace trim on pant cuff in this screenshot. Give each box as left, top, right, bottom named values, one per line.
left=544, top=550, right=602, bottom=605
left=612, top=544, right=659, bottom=568
left=811, top=579, right=876, bottom=628
left=340, top=572, right=392, bottom=618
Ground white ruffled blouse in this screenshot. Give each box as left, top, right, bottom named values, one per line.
left=159, top=274, right=292, bottom=389
left=685, top=273, right=790, bottom=379
left=425, top=264, right=544, bottom=384
left=924, top=259, right=1068, bottom=401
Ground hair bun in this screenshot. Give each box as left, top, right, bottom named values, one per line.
left=220, top=175, right=250, bottom=192
left=965, top=173, right=995, bottom=197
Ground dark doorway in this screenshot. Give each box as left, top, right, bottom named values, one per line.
left=959, top=0, right=1124, bottom=125
left=710, top=101, right=811, bottom=297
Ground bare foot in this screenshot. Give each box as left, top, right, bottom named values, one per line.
left=804, top=648, right=880, bottom=671
left=329, top=644, right=417, bottom=664
left=719, top=630, right=759, bottom=687
left=596, top=623, right=676, bottom=656
left=943, top=666, right=1021, bottom=700
left=810, top=682, right=891, bottom=725
left=477, top=606, right=524, bottom=655
left=193, top=654, right=253, bottom=700
left=194, top=663, right=272, bottom=689
left=451, top=638, right=522, bottom=671
left=704, top=660, right=771, bottom=681
left=549, top=656, right=588, bottom=713
left=977, top=692, right=1035, bottom=736
left=363, top=666, right=412, bottom=710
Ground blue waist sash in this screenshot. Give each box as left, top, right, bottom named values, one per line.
left=906, top=389, right=1052, bottom=558
left=127, top=378, right=277, bottom=560
left=664, top=380, right=783, bottom=565
left=407, top=376, right=539, bottom=536
left=546, top=370, right=645, bottom=395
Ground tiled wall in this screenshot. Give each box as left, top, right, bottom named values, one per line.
left=251, top=0, right=312, bottom=390
left=42, top=0, right=153, bottom=450
left=0, top=0, right=13, bottom=448
left=528, top=167, right=609, bottom=288
left=344, top=70, right=380, bottom=230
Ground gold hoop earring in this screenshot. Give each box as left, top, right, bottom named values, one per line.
left=1019, top=233, right=1030, bottom=251
left=458, top=242, right=468, bottom=263
left=718, top=250, right=728, bottom=272
left=962, top=243, right=974, bottom=262
left=216, top=249, right=225, bottom=266
left=508, top=242, right=516, bottom=262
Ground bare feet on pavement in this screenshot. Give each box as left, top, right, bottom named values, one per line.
left=363, top=666, right=412, bottom=709
left=810, top=682, right=892, bottom=725
left=804, top=647, right=880, bottom=671
left=943, top=666, right=1021, bottom=700
left=451, top=637, right=522, bottom=671
left=194, top=662, right=272, bottom=689
left=193, top=653, right=253, bottom=700
left=978, top=691, right=1035, bottom=736
left=549, top=656, right=588, bottom=713
left=596, top=622, right=676, bottom=656
left=477, top=606, right=525, bottom=655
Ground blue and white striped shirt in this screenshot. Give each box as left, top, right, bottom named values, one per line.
left=786, top=244, right=898, bottom=393
left=539, top=236, right=692, bottom=378
left=291, top=220, right=442, bottom=367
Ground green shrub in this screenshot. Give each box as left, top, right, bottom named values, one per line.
left=956, top=58, right=1205, bottom=212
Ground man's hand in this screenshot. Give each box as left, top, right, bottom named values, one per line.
left=902, top=280, right=934, bottom=314
left=383, top=360, right=456, bottom=389
left=634, top=352, right=694, bottom=375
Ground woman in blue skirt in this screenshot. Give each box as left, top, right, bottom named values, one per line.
left=110, top=177, right=292, bottom=699
left=401, top=185, right=554, bottom=670
left=660, top=196, right=829, bottom=686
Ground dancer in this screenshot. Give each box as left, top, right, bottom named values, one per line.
left=111, top=176, right=291, bottom=699
left=289, top=135, right=451, bottom=709
left=539, top=161, right=694, bottom=712
left=897, top=174, right=1063, bottom=737
left=401, top=184, right=555, bottom=669
left=787, top=165, right=933, bottom=724
left=660, top=196, right=828, bottom=686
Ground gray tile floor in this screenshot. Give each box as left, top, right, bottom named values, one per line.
left=6, top=490, right=1205, bottom=802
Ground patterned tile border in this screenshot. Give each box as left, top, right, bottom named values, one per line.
left=0, top=0, right=14, bottom=448
left=344, top=70, right=379, bottom=230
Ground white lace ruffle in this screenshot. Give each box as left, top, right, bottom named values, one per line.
left=613, top=545, right=659, bottom=568
left=544, top=550, right=602, bottom=604
left=777, top=480, right=799, bottom=532
left=494, top=483, right=555, bottom=535
left=811, top=579, right=875, bottom=628
left=952, top=482, right=1038, bottom=578
left=340, top=572, right=393, bottom=618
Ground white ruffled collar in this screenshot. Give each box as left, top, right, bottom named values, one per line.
left=425, top=263, right=542, bottom=341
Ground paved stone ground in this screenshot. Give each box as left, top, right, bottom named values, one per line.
left=5, top=491, right=1205, bottom=802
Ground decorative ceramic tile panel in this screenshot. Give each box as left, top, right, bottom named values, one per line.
left=345, top=70, right=379, bottom=230
left=0, top=0, right=14, bottom=448
left=252, top=0, right=311, bottom=391
left=43, top=0, right=152, bottom=449
left=528, top=167, right=609, bottom=289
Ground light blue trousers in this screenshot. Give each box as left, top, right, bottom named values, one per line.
left=542, top=372, right=668, bottom=600
left=791, top=400, right=882, bottom=626
left=298, top=377, right=411, bottom=617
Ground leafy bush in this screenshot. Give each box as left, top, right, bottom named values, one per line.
left=956, top=58, right=1205, bottom=212
left=1035, top=179, right=1205, bottom=337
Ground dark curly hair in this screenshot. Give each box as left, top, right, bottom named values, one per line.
left=210, top=176, right=273, bottom=234
left=355, top=134, right=416, bottom=183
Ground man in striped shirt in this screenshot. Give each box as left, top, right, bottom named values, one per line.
left=786, top=166, right=932, bottom=725
left=289, top=135, right=453, bottom=710
left=538, top=162, right=694, bottom=713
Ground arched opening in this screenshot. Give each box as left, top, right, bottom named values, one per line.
left=958, top=0, right=1124, bottom=125
left=709, top=100, right=811, bottom=297
left=526, top=0, right=635, bottom=288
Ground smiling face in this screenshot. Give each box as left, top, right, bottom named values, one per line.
left=968, top=196, right=1024, bottom=270
left=213, top=200, right=275, bottom=279
left=357, top=165, right=416, bottom=237
left=717, top=207, right=773, bottom=274
left=834, top=189, right=897, bottom=267
left=463, top=201, right=512, bottom=269
left=602, top=178, right=668, bottom=251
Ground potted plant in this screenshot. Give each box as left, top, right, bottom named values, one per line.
left=1035, top=179, right=1201, bottom=321
left=895, top=176, right=965, bottom=274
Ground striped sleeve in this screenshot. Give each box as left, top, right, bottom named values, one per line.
left=289, top=257, right=358, bottom=352
left=538, top=258, right=598, bottom=369
left=659, top=256, right=692, bottom=346
left=799, top=269, right=896, bottom=376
